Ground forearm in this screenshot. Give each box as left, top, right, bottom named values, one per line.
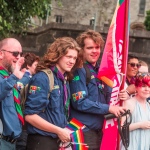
left=129, top=122, right=141, bottom=131
left=0, top=74, right=19, bottom=100
left=25, top=114, right=62, bottom=135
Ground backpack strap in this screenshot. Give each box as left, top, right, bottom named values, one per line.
left=41, top=69, right=54, bottom=98
left=20, top=84, right=29, bottom=111
left=83, top=63, right=91, bottom=85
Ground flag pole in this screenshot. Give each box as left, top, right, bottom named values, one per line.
left=117, top=0, right=129, bottom=150
left=119, top=0, right=129, bottom=105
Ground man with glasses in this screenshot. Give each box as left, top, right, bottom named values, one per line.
left=126, top=54, right=141, bottom=96
left=0, top=38, right=31, bottom=150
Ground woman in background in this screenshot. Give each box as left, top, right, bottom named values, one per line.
left=121, top=73, right=150, bottom=150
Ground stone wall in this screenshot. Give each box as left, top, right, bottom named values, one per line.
left=14, top=23, right=150, bottom=68
left=32, top=0, right=150, bottom=31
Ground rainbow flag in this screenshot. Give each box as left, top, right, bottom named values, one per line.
left=98, top=0, right=129, bottom=150
left=70, top=129, right=84, bottom=143
left=66, top=118, right=85, bottom=131
left=71, top=129, right=88, bottom=150
left=72, top=144, right=88, bottom=150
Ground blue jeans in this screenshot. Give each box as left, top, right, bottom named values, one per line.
left=0, top=138, right=16, bottom=150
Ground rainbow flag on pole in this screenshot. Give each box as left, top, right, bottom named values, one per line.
left=64, top=118, right=87, bottom=150
left=97, top=0, right=130, bottom=150
left=66, top=118, right=85, bottom=131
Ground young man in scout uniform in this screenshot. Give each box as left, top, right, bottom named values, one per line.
left=69, top=30, right=128, bottom=150
left=24, top=37, right=82, bottom=150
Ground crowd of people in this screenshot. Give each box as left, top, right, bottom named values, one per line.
left=0, top=30, right=149, bottom=150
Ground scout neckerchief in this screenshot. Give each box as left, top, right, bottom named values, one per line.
left=85, top=62, right=104, bottom=94
left=0, top=66, right=24, bottom=125
left=50, top=66, right=70, bottom=118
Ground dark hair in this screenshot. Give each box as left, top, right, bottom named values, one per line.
left=128, top=54, right=139, bottom=62
left=37, top=37, right=83, bottom=80
left=22, top=53, right=40, bottom=69
left=76, top=29, right=104, bottom=49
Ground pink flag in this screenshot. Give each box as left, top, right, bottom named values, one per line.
left=97, top=0, right=130, bottom=150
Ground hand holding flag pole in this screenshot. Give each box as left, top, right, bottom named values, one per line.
left=97, top=0, right=130, bottom=150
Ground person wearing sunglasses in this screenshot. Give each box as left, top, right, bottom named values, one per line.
left=126, top=54, right=141, bottom=97
left=0, top=38, right=31, bottom=150
left=121, top=73, right=150, bottom=150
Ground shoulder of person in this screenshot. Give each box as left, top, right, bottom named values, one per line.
left=123, top=97, right=136, bottom=112
left=31, top=71, right=50, bottom=82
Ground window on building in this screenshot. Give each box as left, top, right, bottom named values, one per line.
left=90, top=19, right=95, bottom=26
left=56, top=15, right=63, bottom=23
left=139, top=0, right=146, bottom=15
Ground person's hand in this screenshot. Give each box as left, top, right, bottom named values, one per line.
left=139, top=121, right=150, bottom=129
left=108, top=105, right=126, bottom=117
left=118, top=89, right=129, bottom=100
left=13, top=57, right=25, bottom=79
left=57, top=128, right=71, bottom=143
left=126, top=84, right=136, bottom=95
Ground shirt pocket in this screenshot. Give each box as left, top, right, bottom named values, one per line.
left=49, top=88, right=61, bottom=108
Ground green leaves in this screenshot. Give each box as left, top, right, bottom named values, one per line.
left=144, top=10, right=150, bottom=31
left=0, top=0, right=56, bottom=39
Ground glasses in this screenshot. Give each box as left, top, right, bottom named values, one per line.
left=1, top=49, right=23, bottom=57
left=128, top=62, right=141, bottom=68
left=137, top=72, right=150, bottom=77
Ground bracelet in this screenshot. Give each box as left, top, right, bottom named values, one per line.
left=126, top=90, right=131, bottom=96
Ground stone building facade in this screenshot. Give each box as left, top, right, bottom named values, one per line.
left=20, top=0, right=150, bottom=68
left=31, top=0, right=150, bottom=30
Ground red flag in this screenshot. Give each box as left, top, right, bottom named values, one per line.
left=97, top=0, right=130, bottom=150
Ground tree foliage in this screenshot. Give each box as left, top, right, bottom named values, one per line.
left=144, top=10, right=150, bottom=31
left=0, top=0, right=54, bottom=39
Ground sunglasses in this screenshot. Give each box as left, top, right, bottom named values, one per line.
left=137, top=72, right=150, bottom=77
left=128, top=62, right=141, bottom=68
left=1, top=49, right=23, bottom=57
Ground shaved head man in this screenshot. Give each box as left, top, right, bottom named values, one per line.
left=0, top=38, right=30, bottom=150
left=0, top=38, right=23, bottom=73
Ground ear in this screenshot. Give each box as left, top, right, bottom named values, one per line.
left=27, top=65, right=30, bottom=70
left=0, top=50, right=4, bottom=59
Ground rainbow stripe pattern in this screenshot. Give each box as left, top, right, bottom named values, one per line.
left=71, top=129, right=88, bottom=150
left=66, top=118, right=85, bottom=131
left=72, top=143, right=88, bottom=150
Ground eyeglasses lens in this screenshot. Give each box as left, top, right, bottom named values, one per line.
left=12, top=52, right=23, bottom=57
left=129, top=63, right=141, bottom=68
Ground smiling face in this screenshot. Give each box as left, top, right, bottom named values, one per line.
left=56, top=48, right=78, bottom=74
left=83, top=38, right=100, bottom=66
left=0, top=38, right=22, bottom=72
left=126, top=58, right=140, bottom=81
left=136, top=85, right=150, bottom=100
